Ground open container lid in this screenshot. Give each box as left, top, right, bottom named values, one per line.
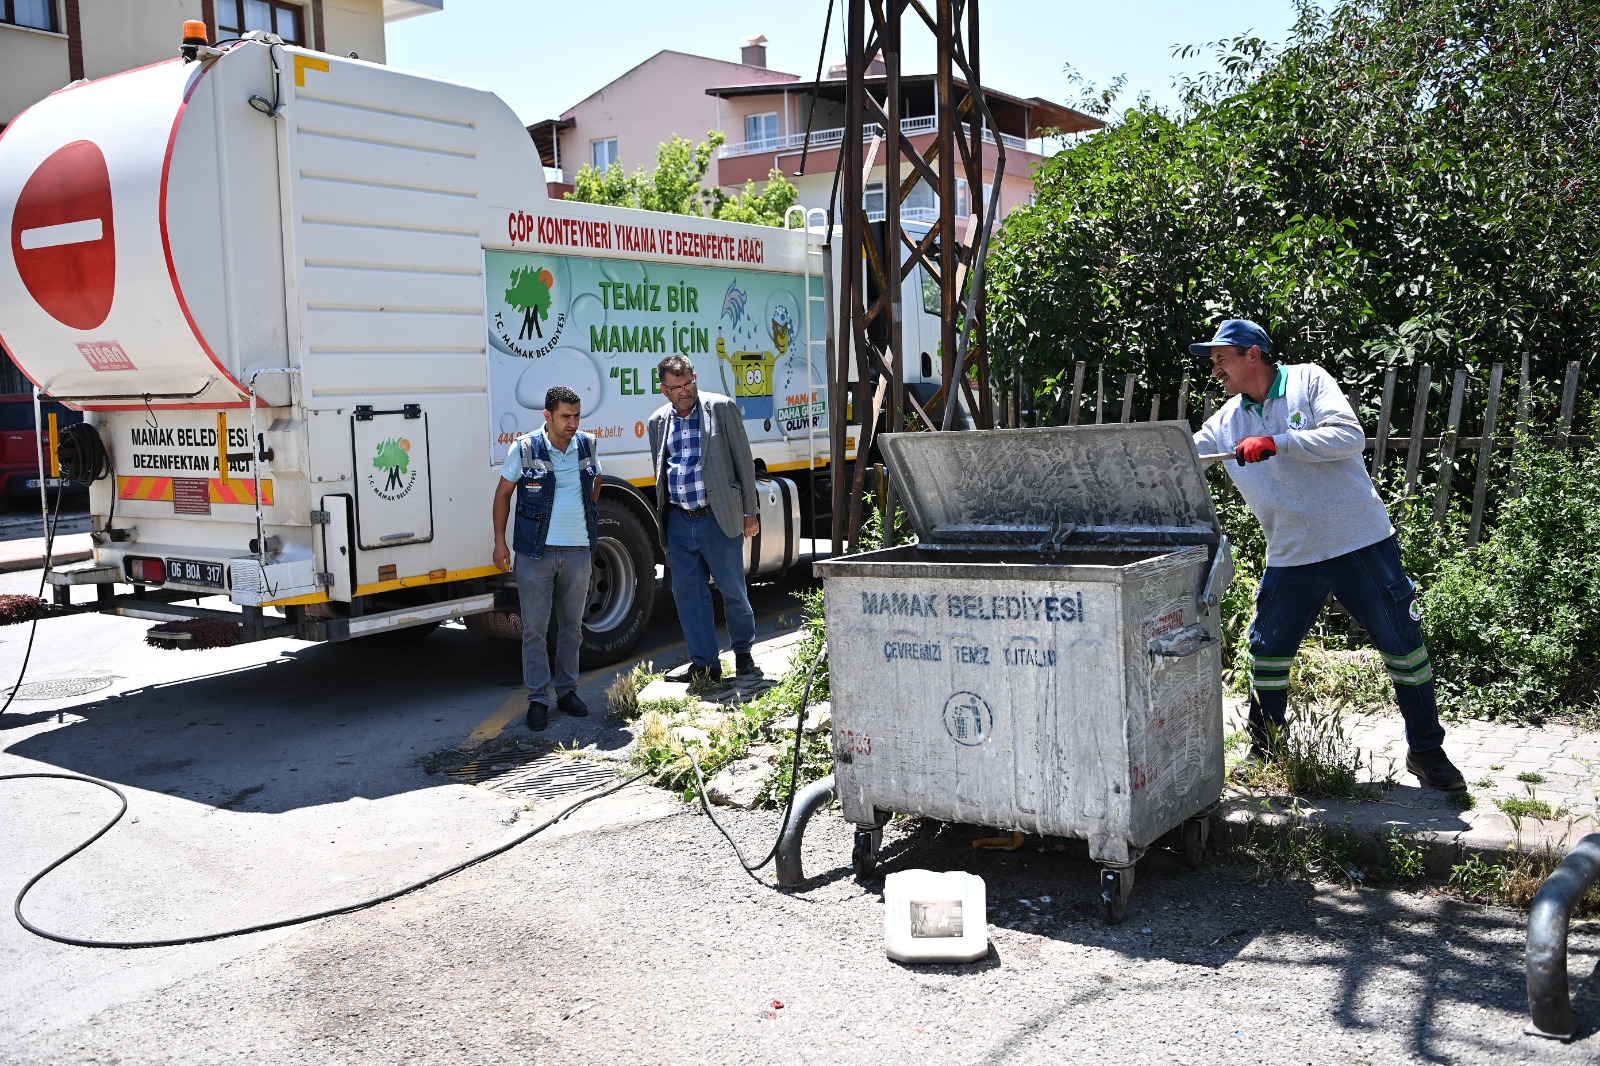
left=878, top=422, right=1220, bottom=551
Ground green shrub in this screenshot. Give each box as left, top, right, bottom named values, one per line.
left=1421, top=443, right=1600, bottom=721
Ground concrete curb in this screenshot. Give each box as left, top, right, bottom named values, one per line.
left=0, top=549, right=89, bottom=574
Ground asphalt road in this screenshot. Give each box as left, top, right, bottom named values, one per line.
left=1, top=562, right=1597, bottom=1064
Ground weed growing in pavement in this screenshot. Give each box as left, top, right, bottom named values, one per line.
left=1223, top=805, right=1600, bottom=914
left=1383, top=827, right=1428, bottom=884
left=628, top=588, right=835, bottom=805
left=604, top=660, right=661, bottom=724
left=1447, top=790, right=1476, bottom=811
left=1448, top=853, right=1506, bottom=902
left=1496, top=792, right=1567, bottom=820
left=1516, top=771, right=1547, bottom=784
left=1230, top=704, right=1386, bottom=799
left=1233, top=800, right=1370, bottom=888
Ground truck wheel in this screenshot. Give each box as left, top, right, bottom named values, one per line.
left=580, top=499, right=656, bottom=668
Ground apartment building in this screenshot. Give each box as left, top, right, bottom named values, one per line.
left=527, top=35, right=1101, bottom=223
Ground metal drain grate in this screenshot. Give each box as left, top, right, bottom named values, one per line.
left=444, top=749, right=621, bottom=799
left=493, top=760, right=620, bottom=799
left=444, top=746, right=545, bottom=784
left=3, top=676, right=114, bottom=700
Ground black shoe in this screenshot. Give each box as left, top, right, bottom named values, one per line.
left=557, top=691, right=589, bottom=717
left=735, top=652, right=761, bottom=678
left=1406, top=747, right=1466, bottom=792
left=525, top=701, right=549, bottom=732
left=666, top=663, right=721, bottom=684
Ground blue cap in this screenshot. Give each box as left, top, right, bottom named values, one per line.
left=1189, top=319, right=1272, bottom=358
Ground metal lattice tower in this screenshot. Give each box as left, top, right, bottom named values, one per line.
left=831, top=0, right=1002, bottom=554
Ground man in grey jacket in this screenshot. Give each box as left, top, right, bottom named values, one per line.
left=648, top=354, right=761, bottom=685
left=1191, top=319, right=1465, bottom=791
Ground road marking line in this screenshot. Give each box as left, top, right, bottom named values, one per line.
left=464, top=691, right=525, bottom=749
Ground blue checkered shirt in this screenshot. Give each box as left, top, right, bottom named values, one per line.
left=665, top=406, right=708, bottom=509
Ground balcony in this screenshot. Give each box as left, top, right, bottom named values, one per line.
left=720, top=115, right=1029, bottom=158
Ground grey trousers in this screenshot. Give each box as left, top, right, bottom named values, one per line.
left=514, top=547, right=591, bottom=703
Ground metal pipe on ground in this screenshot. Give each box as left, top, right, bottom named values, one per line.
left=774, top=774, right=836, bottom=887
left=1527, top=832, right=1600, bottom=1039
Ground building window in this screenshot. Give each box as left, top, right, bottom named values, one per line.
left=744, top=112, right=779, bottom=149
left=903, top=179, right=936, bottom=217
left=3, top=0, right=58, bottom=32
left=217, top=1, right=305, bottom=45
left=863, top=182, right=885, bottom=218
left=592, top=138, right=619, bottom=170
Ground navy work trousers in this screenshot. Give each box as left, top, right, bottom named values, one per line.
left=1248, top=534, right=1445, bottom=753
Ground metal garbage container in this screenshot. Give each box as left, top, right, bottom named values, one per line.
left=814, top=423, right=1234, bottom=923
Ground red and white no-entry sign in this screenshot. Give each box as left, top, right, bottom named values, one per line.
left=10, top=139, right=116, bottom=331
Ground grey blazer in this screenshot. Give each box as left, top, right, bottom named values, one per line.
left=648, top=391, right=759, bottom=547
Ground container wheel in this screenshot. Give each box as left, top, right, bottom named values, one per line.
left=851, top=830, right=878, bottom=881
left=1097, top=868, right=1130, bottom=925
left=580, top=499, right=657, bottom=669
left=1182, top=817, right=1209, bottom=870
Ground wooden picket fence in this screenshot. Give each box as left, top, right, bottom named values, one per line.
left=1045, top=355, right=1594, bottom=546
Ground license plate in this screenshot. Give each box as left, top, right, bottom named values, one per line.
left=24, top=478, right=66, bottom=489
left=168, top=558, right=225, bottom=588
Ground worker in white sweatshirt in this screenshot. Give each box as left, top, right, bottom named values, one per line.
left=1191, top=319, right=1465, bottom=792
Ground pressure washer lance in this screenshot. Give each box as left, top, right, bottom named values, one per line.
left=1197, top=452, right=1234, bottom=465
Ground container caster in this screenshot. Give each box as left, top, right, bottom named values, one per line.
left=1098, top=866, right=1134, bottom=925
left=1182, top=816, right=1210, bottom=870
left=851, top=828, right=881, bottom=881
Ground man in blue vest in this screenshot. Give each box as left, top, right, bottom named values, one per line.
left=1191, top=318, right=1465, bottom=791
left=492, top=385, right=603, bottom=732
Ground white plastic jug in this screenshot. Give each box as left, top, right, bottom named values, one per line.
left=883, top=869, right=989, bottom=963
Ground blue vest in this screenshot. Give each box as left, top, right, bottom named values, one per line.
left=512, top=431, right=599, bottom=559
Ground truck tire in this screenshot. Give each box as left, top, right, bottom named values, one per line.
left=581, top=498, right=656, bottom=668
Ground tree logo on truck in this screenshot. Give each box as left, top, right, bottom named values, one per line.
left=368, top=437, right=417, bottom=501
left=494, top=265, right=567, bottom=358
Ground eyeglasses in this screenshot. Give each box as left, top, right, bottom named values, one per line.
left=662, top=377, right=697, bottom=394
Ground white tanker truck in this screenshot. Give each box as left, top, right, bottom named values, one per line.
left=0, top=29, right=947, bottom=664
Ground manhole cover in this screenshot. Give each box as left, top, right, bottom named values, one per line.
left=4, top=676, right=114, bottom=700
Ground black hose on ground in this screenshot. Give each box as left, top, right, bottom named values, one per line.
left=685, top=640, right=827, bottom=881
left=0, top=487, right=65, bottom=717
left=3, top=766, right=646, bottom=949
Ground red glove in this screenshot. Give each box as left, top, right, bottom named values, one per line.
left=1235, top=436, right=1277, bottom=465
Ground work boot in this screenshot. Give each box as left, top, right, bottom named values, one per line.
left=557, top=691, right=589, bottom=717
left=735, top=652, right=761, bottom=678
left=526, top=700, right=549, bottom=732
left=1406, top=747, right=1466, bottom=792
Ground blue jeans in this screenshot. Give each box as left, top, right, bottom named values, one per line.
left=1248, top=535, right=1445, bottom=752
left=514, top=547, right=591, bottom=704
left=666, top=508, right=756, bottom=669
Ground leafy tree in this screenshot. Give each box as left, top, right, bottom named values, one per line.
left=988, top=0, right=1599, bottom=425
left=567, top=130, right=799, bottom=227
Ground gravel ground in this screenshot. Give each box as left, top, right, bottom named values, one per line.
left=6, top=778, right=1599, bottom=1066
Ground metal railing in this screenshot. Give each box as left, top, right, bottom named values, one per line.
left=720, top=116, right=1028, bottom=158
left=865, top=206, right=942, bottom=222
